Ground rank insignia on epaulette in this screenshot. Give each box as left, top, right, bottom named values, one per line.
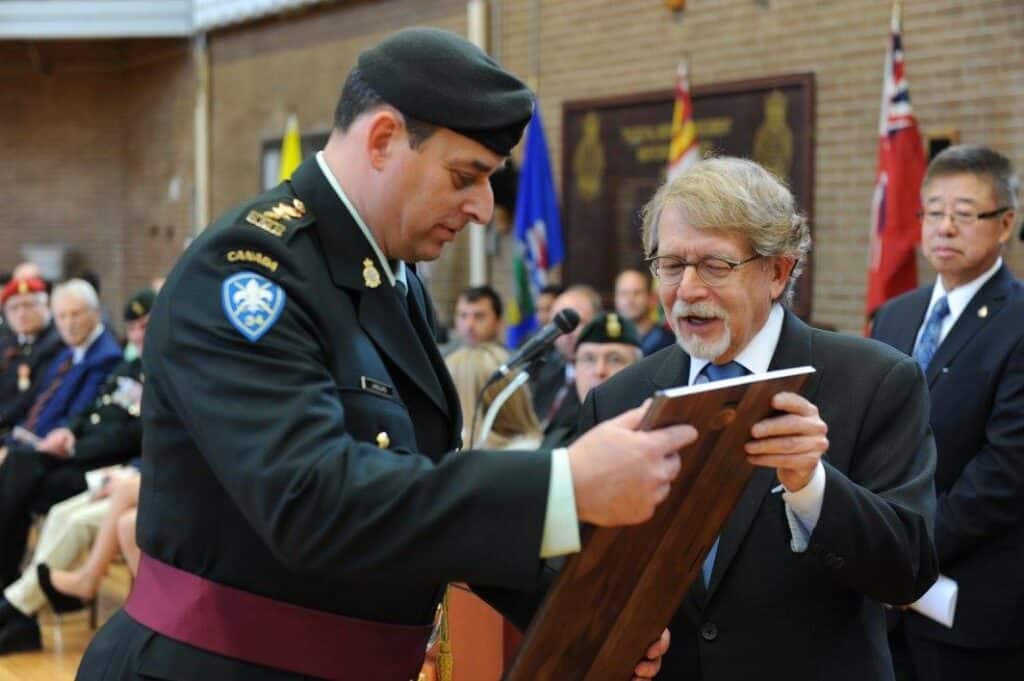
left=265, top=200, right=305, bottom=221
left=363, top=258, right=382, bottom=289
left=221, top=271, right=287, bottom=342
left=376, top=431, right=390, bottom=449
left=606, top=313, right=622, bottom=339
left=246, top=210, right=286, bottom=237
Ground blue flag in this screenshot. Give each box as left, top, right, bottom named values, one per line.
left=507, top=109, right=565, bottom=348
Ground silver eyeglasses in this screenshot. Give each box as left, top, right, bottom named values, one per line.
left=647, top=253, right=762, bottom=287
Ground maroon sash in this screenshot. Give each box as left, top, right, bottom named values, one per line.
left=125, top=554, right=433, bottom=680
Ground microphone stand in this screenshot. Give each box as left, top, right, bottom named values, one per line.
left=474, top=370, right=531, bottom=449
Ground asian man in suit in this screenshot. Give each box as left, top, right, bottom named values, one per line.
left=873, top=144, right=1024, bottom=680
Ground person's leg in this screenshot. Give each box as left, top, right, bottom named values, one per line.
left=117, top=509, right=140, bottom=575
left=49, top=474, right=140, bottom=600
left=3, top=492, right=109, bottom=616
left=0, top=448, right=50, bottom=587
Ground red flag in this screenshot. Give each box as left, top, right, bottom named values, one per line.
left=667, top=60, right=700, bottom=181
left=865, top=1, right=927, bottom=320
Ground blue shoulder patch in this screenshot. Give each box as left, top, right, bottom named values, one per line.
left=221, top=271, right=286, bottom=342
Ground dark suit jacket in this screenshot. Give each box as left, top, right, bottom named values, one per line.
left=78, top=157, right=553, bottom=681
left=21, top=329, right=122, bottom=438
left=872, top=265, right=1024, bottom=648
left=0, top=322, right=62, bottom=430
left=579, top=311, right=938, bottom=681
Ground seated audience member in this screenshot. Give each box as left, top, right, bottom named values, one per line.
left=442, top=285, right=505, bottom=355
left=0, top=466, right=141, bottom=653
left=614, top=268, right=675, bottom=356
left=445, top=342, right=542, bottom=449
left=3, top=278, right=122, bottom=445
left=529, top=284, right=601, bottom=431
left=872, top=144, right=1024, bottom=681
left=0, top=288, right=151, bottom=601
left=534, top=284, right=565, bottom=328
left=0, top=278, right=62, bottom=434
left=542, top=312, right=643, bottom=448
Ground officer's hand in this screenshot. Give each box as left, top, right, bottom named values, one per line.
left=37, top=427, right=75, bottom=458
left=632, top=628, right=670, bottom=680
left=569, top=402, right=697, bottom=526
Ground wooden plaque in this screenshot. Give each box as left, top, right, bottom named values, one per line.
left=504, top=367, right=815, bottom=681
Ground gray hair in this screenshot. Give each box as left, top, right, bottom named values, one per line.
left=640, top=156, right=811, bottom=304
left=52, top=278, right=100, bottom=310
left=923, top=144, right=1019, bottom=212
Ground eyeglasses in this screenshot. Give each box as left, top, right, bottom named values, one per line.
left=647, top=253, right=762, bottom=287
left=918, top=206, right=1009, bottom=229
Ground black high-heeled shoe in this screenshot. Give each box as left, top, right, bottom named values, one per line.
left=36, top=564, right=88, bottom=615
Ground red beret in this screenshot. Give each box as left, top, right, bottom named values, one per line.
left=1, top=277, right=46, bottom=306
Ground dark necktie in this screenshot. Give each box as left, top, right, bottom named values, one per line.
left=698, top=360, right=750, bottom=586
left=912, top=296, right=950, bottom=370
left=22, top=355, right=74, bottom=433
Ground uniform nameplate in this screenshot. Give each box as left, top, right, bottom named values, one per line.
left=360, top=376, right=395, bottom=398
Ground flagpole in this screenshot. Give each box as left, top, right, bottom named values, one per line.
left=466, top=0, right=489, bottom=286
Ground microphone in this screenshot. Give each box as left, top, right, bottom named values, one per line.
left=491, top=309, right=580, bottom=382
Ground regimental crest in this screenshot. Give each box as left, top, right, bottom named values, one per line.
left=362, top=258, right=382, bottom=289
left=221, top=272, right=286, bottom=342
left=606, top=313, right=622, bottom=339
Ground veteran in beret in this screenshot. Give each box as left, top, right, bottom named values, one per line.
left=0, top=288, right=151, bottom=644
left=76, top=28, right=692, bottom=681
left=0, top=278, right=62, bottom=436
left=542, top=312, right=644, bottom=449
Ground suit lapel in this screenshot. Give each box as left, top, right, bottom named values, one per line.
left=704, top=311, right=820, bottom=603
left=289, top=159, right=450, bottom=419
left=888, top=288, right=932, bottom=355
left=926, top=266, right=1014, bottom=386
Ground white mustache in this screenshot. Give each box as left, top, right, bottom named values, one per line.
left=671, top=300, right=728, bottom=321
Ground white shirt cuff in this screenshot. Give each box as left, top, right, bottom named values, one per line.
left=780, top=461, right=826, bottom=553
left=540, top=447, right=581, bottom=558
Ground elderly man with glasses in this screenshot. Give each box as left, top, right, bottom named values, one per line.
left=872, top=144, right=1024, bottom=681
left=577, top=156, right=939, bottom=681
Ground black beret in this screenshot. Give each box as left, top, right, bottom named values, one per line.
left=576, top=313, right=642, bottom=349
left=358, top=27, right=534, bottom=156
left=123, top=288, right=156, bottom=321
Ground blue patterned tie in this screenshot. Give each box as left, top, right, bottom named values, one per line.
left=698, top=360, right=750, bottom=586
left=912, top=296, right=949, bottom=370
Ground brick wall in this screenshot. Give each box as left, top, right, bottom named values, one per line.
left=3, top=1, right=1022, bottom=333
left=0, top=38, right=192, bottom=332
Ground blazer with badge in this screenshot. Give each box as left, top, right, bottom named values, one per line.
left=872, top=264, right=1024, bottom=649
left=20, top=328, right=123, bottom=438
left=79, top=157, right=554, bottom=680
left=578, top=311, right=938, bottom=681
left=0, top=321, right=62, bottom=432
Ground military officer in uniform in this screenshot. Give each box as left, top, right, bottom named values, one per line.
left=0, top=288, right=151, bottom=638
left=77, top=28, right=693, bottom=681
left=0, top=277, right=62, bottom=435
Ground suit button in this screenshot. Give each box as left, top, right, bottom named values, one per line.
left=700, top=622, right=718, bottom=641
